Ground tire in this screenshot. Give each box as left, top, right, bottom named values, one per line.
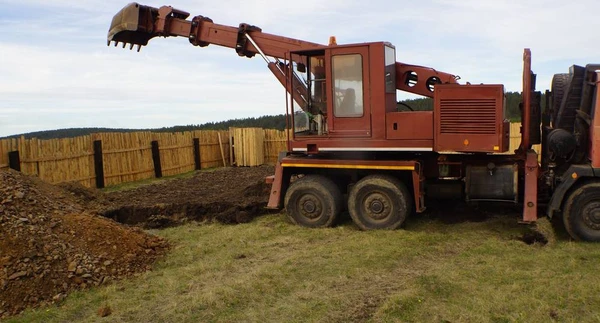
left=284, top=175, right=342, bottom=228
left=551, top=73, right=568, bottom=128
left=348, top=174, right=412, bottom=230
left=563, top=182, right=600, bottom=241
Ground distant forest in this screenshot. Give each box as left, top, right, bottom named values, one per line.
left=399, top=91, right=540, bottom=119
left=5, top=91, right=534, bottom=140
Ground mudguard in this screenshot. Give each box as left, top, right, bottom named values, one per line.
left=547, top=164, right=598, bottom=218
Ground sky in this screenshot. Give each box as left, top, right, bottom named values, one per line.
left=1, top=0, right=599, bottom=137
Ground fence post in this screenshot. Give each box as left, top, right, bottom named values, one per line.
left=151, top=140, right=162, bottom=178
left=8, top=151, right=20, bottom=171
left=193, top=138, right=201, bottom=170
left=93, top=140, right=105, bottom=188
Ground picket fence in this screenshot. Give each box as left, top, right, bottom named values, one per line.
left=0, top=123, right=531, bottom=188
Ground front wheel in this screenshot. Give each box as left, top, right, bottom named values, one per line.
left=563, top=182, right=600, bottom=241
left=348, top=174, right=412, bottom=230
left=284, top=175, right=342, bottom=228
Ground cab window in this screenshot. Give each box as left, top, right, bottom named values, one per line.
left=332, top=54, right=363, bottom=117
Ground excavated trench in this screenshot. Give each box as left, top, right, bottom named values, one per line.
left=91, top=167, right=277, bottom=229
left=102, top=201, right=270, bottom=229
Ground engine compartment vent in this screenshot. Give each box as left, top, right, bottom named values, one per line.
left=439, top=98, right=497, bottom=134
left=434, top=84, right=508, bottom=153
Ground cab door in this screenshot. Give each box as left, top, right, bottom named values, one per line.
left=327, top=46, right=371, bottom=137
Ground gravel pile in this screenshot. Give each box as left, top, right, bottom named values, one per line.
left=0, top=170, right=167, bottom=317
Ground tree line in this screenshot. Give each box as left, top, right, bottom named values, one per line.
left=399, top=91, right=541, bottom=121
left=4, top=91, right=533, bottom=140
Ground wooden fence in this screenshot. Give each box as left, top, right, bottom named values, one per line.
left=509, top=123, right=541, bottom=154
left=230, top=128, right=265, bottom=167
left=0, top=123, right=537, bottom=188
left=264, top=129, right=289, bottom=165
left=0, top=130, right=237, bottom=188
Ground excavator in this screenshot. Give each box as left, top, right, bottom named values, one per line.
left=108, top=3, right=600, bottom=241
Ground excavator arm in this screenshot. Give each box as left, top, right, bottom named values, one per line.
left=395, top=63, right=459, bottom=97
left=108, top=3, right=323, bottom=58
left=108, top=2, right=459, bottom=102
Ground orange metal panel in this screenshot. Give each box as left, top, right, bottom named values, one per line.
left=434, top=84, right=507, bottom=153
left=288, top=138, right=434, bottom=152
left=522, top=150, right=539, bottom=223
left=521, top=49, right=532, bottom=150
left=267, top=161, right=285, bottom=209
left=386, top=111, right=433, bottom=140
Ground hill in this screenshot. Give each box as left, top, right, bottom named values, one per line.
left=3, top=92, right=533, bottom=140
left=2, top=115, right=287, bottom=140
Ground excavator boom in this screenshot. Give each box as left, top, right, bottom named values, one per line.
left=108, top=2, right=323, bottom=58
left=107, top=2, right=459, bottom=99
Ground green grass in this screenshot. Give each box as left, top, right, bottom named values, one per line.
left=9, top=213, right=600, bottom=323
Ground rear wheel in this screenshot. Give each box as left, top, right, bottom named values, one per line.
left=348, top=174, right=412, bottom=230
left=563, top=182, right=600, bottom=241
left=284, top=175, right=342, bottom=228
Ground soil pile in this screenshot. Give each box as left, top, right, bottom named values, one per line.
left=0, top=170, right=167, bottom=318
left=103, top=165, right=274, bottom=227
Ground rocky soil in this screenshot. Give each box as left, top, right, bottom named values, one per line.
left=0, top=165, right=274, bottom=318
left=0, top=170, right=168, bottom=317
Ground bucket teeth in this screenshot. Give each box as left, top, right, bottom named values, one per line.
left=108, top=40, right=142, bottom=52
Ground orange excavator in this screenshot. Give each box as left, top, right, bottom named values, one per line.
left=108, top=3, right=600, bottom=241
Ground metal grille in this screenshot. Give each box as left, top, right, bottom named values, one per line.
left=439, top=98, right=497, bottom=134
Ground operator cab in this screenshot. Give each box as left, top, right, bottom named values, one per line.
left=287, top=42, right=397, bottom=142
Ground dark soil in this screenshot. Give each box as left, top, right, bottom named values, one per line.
left=98, top=166, right=275, bottom=228
left=520, top=231, right=549, bottom=245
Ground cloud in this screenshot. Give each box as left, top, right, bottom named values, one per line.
left=1, top=0, right=599, bottom=136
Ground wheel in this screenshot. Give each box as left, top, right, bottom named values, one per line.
left=348, top=174, right=412, bottom=230
left=284, top=175, right=342, bottom=228
left=550, top=73, right=568, bottom=128
left=563, top=182, right=600, bottom=241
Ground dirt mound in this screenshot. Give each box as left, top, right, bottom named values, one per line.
left=58, top=181, right=117, bottom=214
left=58, top=181, right=106, bottom=204
left=103, top=166, right=274, bottom=228
left=0, top=170, right=167, bottom=318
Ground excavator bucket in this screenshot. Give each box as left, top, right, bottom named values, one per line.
left=107, top=2, right=157, bottom=50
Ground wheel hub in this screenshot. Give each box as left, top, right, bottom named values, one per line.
left=583, top=201, right=600, bottom=230
left=363, top=193, right=391, bottom=221
left=370, top=200, right=384, bottom=214
left=298, top=195, right=322, bottom=219
left=303, top=200, right=316, bottom=213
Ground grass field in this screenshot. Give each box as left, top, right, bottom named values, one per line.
left=9, top=210, right=600, bottom=323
